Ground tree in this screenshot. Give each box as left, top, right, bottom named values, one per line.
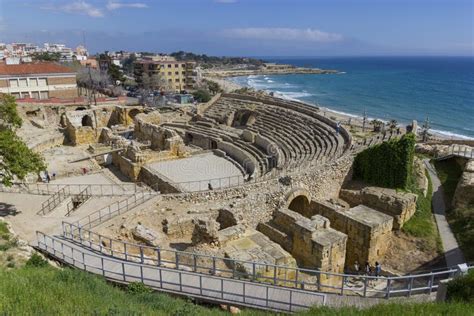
left=388, top=119, right=398, bottom=133
left=0, top=94, right=46, bottom=185
left=192, top=90, right=211, bottom=103
left=371, top=119, right=383, bottom=132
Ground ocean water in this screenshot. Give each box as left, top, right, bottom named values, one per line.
left=231, top=57, right=474, bottom=139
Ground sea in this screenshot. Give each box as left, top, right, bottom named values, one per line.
left=231, top=57, right=474, bottom=139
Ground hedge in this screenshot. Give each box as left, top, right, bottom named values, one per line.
left=353, top=133, right=416, bottom=189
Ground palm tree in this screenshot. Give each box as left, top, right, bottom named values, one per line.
left=371, top=119, right=383, bottom=132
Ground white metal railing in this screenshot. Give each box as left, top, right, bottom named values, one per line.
left=0, top=182, right=149, bottom=196
left=75, top=191, right=157, bottom=229
left=436, top=145, right=474, bottom=160
left=36, top=232, right=326, bottom=312
left=61, top=221, right=469, bottom=299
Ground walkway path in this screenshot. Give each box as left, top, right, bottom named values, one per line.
left=424, top=159, right=466, bottom=267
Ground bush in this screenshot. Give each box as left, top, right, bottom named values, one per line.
left=447, top=269, right=474, bottom=302
left=127, top=281, right=153, bottom=294
left=353, top=133, right=415, bottom=189
left=25, top=253, right=48, bottom=268
left=192, top=89, right=211, bottom=103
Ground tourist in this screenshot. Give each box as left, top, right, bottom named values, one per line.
left=52, top=172, right=56, bottom=180
left=46, top=171, right=51, bottom=183
left=336, top=122, right=341, bottom=135
left=354, top=261, right=360, bottom=274
left=375, top=262, right=382, bottom=277
left=365, top=262, right=371, bottom=275
left=208, top=183, right=213, bottom=191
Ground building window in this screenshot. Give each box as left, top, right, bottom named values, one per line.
left=40, top=91, right=49, bottom=99
left=175, top=79, right=180, bottom=82
left=168, top=72, right=172, bottom=76
left=38, top=78, right=47, bottom=86
left=182, top=71, right=186, bottom=75
left=19, top=92, right=29, bottom=99
left=31, top=91, right=40, bottom=99
left=9, top=79, right=18, bottom=88
left=175, top=71, right=179, bottom=75
left=167, top=64, right=171, bottom=68
left=11, top=93, right=20, bottom=99
left=30, top=78, right=38, bottom=87
left=181, top=64, right=186, bottom=68
left=168, top=79, right=172, bottom=83
left=174, top=64, right=178, bottom=68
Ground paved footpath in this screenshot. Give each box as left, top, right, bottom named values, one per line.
left=424, top=159, right=466, bottom=267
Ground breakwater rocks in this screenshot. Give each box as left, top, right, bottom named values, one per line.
left=204, top=67, right=339, bottom=78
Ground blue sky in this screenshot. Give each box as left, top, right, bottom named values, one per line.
left=0, top=0, right=472, bottom=56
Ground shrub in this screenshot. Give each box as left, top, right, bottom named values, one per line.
left=446, top=269, right=474, bottom=302
left=25, top=253, right=48, bottom=268
left=192, top=90, right=211, bottom=103
left=127, top=281, right=153, bottom=294
left=353, top=133, right=415, bottom=189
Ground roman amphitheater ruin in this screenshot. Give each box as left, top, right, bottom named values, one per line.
left=3, top=92, right=467, bottom=311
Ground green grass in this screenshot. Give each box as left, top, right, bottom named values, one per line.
left=433, top=158, right=474, bottom=262
left=433, top=159, right=464, bottom=206
left=0, top=265, right=473, bottom=316
left=0, top=266, right=247, bottom=315
left=301, top=302, right=473, bottom=316
left=0, top=221, right=17, bottom=251
left=403, top=167, right=443, bottom=252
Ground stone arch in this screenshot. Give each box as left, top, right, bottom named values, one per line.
left=283, top=188, right=311, bottom=216
left=81, top=114, right=93, bottom=127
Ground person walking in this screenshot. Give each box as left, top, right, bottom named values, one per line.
left=375, top=262, right=382, bottom=277
left=365, top=262, right=371, bottom=275
left=354, top=260, right=360, bottom=275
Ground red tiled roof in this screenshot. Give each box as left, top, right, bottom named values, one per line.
left=0, top=62, right=76, bottom=76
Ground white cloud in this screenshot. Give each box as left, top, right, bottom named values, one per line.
left=222, top=27, right=343, bottom=43
left=106, top=1, right=148, bottom=10
left=41, top=1, right=104, bottom=18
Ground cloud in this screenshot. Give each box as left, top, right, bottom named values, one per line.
left=222, top=27, right=343, bottom=43
left=41, top=1, right=104, bottom=18
left=106, top=1, right=148, bottom=10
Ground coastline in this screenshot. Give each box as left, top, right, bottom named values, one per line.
left=206, top=75, right=472, bottom=141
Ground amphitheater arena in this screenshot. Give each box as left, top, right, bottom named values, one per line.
left=4, top=92, right=450, bottom=311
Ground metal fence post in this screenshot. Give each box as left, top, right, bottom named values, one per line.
left=157, top=248, right=161, bottom=266
left=252, top=262, right=256, bottom=281
left=212, top=256, right=216, bottom=275
left=140, top=246, right=144, bottom=264
left=363, top=276, right=368, bottom=297
left=386, top=278, right=391, bottom=299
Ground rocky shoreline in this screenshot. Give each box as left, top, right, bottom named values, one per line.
left=203, top=67, right=338, bottom=78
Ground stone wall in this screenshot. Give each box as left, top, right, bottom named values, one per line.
left=340, top=186, right=417, bottom=230
left=310, top=201, right=393, bottom=267
left=453, top=159, right=474, bottom=209
left=258, top=208, right=347, bottom=275
left=139, top=166, right=181, bottom=193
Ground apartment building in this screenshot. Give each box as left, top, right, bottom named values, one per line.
left=0, top=62, right=78, bottom=100
left=134, top=60, right=197, bottom=92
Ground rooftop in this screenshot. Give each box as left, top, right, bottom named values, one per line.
left=0, top=62, right=76, bottom=76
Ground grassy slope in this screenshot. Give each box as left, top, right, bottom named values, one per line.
left=402, top=163, right=443, bottom=253
left=434, top=159, right=474, bottom=262
left=0, top=265, right=472, bottom=316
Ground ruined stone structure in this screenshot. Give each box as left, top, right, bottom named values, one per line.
left=64, top=106, right=144, bottom=146
left=453, top=159, right=474, bottom=208
left=310, top=200, right=393, bottom=267
left=258, top=208, right=347, bottom=275
left=340, top=187, right=417, bottom=230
